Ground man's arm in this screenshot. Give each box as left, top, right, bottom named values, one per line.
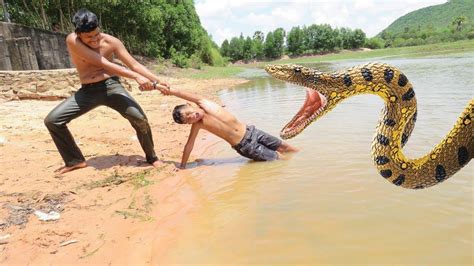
left=66, top=34, right=148, bottom=86
left=161, top=87, right=206, bottom=105
left=158, top=86, right=223, bottom=116
left=180, top=123, right=201, bottom=168
left=112, top=36, right=169, bottom=88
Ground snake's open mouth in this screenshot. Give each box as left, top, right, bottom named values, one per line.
left=281, top=88, right=327, bottom=139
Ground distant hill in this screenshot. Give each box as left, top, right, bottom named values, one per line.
left=377, top=0, right=474, bottom=37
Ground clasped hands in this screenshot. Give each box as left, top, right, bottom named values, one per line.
left=136, top=75, right=170, bottom=91
left=152, top=80, right=173, bottom=95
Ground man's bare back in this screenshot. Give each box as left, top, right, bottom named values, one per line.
left=196, top=100, right=247, bottom=146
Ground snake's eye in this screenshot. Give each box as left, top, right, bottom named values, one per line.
left=294, top=67, right=301, bottom=73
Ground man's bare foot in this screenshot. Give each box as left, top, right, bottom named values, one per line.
left=54, top=162, right=87, bottom=174
left=278, top=142, right=299, bottom=153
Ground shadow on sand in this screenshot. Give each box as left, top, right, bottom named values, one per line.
left=86, top=154, right=153, bottom=170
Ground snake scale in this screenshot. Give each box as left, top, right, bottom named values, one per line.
left=265, top=62, right=472, bottom=189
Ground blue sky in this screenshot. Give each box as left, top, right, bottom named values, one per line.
left=195, top=0, right=447, bottom=45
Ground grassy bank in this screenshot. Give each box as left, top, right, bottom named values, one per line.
left=174, top=65, right=245, bottom=79
left=172, top=40, right=474, bottom=79
left=262, top=39, right=474, bottom=65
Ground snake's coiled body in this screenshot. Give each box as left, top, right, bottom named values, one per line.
left=265, top=63, right=473, bottom=189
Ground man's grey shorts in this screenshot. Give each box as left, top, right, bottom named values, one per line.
left=232, top=125, right=282, bottom=161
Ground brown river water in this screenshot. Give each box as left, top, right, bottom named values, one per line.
left=161, top=55, right=473, bottom=265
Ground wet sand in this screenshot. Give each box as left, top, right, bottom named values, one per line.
left=0, top=76, right=248, bottom=264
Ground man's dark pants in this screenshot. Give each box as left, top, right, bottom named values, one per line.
left=44, top=77, right=158, bottom=167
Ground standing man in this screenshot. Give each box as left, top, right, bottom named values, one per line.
left=44, top=8, right=169, bottom=174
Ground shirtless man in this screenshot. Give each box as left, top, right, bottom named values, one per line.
left=156, top=87, right=298, bottom=169
left=44, top=9, right=169, bottom=174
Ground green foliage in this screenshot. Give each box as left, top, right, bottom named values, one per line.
left=243, top=36, right=255, bottom=62
left=365, top=37, right=385, bottom=49
left=188, top=53, right=203, bottom=69
left=263, top=28, right=285, bottom=59
left=252, top=32, right=265, bottom=60
left=170, top=48, right=189, bottom=68
left=177, top=65, right=245, bottom=79
left=3, top=0, right=224, bottom=67
left=220, top=40, right=231, bottom=57
left=287, top=26, right=305, bottom=56
left=229, top=35, right=245, bottom=61
left=222, top=24, right=366, bottom=62
left=199, top=36, right=225, bottom=66
left=467, top=30, right=474, bottom=40
left=378, top=0, right=474, bottom=47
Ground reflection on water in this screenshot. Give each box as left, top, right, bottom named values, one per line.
left=162, top=55, right=473, bottom=264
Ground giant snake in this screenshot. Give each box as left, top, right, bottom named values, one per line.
left=265, top=63, right=472, bottom=189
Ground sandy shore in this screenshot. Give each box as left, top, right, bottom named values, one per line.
left=0, top=76, right=248, bottom=264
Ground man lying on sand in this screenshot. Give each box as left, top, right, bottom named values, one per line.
left=155, top=85, right=298, bottom=169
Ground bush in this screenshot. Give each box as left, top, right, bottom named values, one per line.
left=170, top=49, right=189, bottom=68
left=200, top=38, right=226, bottom=66
left=189, top=53, right=203, bottom=69
left=208, top=47, right=226, bottom=66
left=467, top=31, right=474, bottom=40
left=365, top=37, right=385, bottom=49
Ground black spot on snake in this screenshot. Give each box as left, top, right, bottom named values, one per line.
left=361, top=68, right=373, bottom=81
left=393, top=175, right=405, bottom=186
left=457, top=146, right=469, bottom=166
left=343, top=74, right=352, bottom=87
left=435, top=165, right=447, bottom=182
left=384, top=68, right=394, bottom=83
left=384, top=119, right=396, bottom=127
left=402, top=88, right=415, bottom=101
left=375, top=156, right=390, bottom=165
left=398, top=73, right=408, bottom=87
left=380, top=169, right=392, bottom=178
left=412, top=111, right=418, bottom=122
left=377, top=134, right=390, bottom=146
left=401, top=133, right=408, bottom=145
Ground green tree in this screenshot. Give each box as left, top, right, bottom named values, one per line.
left=253, top=30, right=265, bottom=42
left=263, top=31, right=274, bottom=58
left=287, top=26, right=304, bottom=55
left=228, top=35, right=244, bottom=62
left=272, top=28, right=285, bottom=57
left=220, top=39, right=231, bottom=57
left=242, top=36, right=255, bottom=62
left=365, top=37, right=385, bottom=49
left=452, top=16, right=467, bottom=31
left=3, top=0, right=223, bottom=66
left=264, top=28, right=285, bottom=59
left=252, top=31, right=265, bottom=60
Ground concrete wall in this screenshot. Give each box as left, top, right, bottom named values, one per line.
left=0, top=22, right=73, bottom=70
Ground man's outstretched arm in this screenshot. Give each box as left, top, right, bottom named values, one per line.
left=112, top=36, right=169, bottom=89
left=159, top=87, right=206, bottom=105
left=180, top=123, right=201, bottom=169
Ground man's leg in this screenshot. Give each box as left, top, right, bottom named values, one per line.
left=254, top=127, right=299, bottom=153
left=105, top=83, right=159, bottom=166
left=44, top=89, right=100, bottom=173
left=276, top=141, right=299, bottom=153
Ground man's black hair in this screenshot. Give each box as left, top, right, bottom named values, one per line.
left=72, top=8, right=98, bottom=33
left=172, top=104, right=187, bottom=124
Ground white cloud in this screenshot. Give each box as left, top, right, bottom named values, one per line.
left=195, top=0, right=447, bottom=45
